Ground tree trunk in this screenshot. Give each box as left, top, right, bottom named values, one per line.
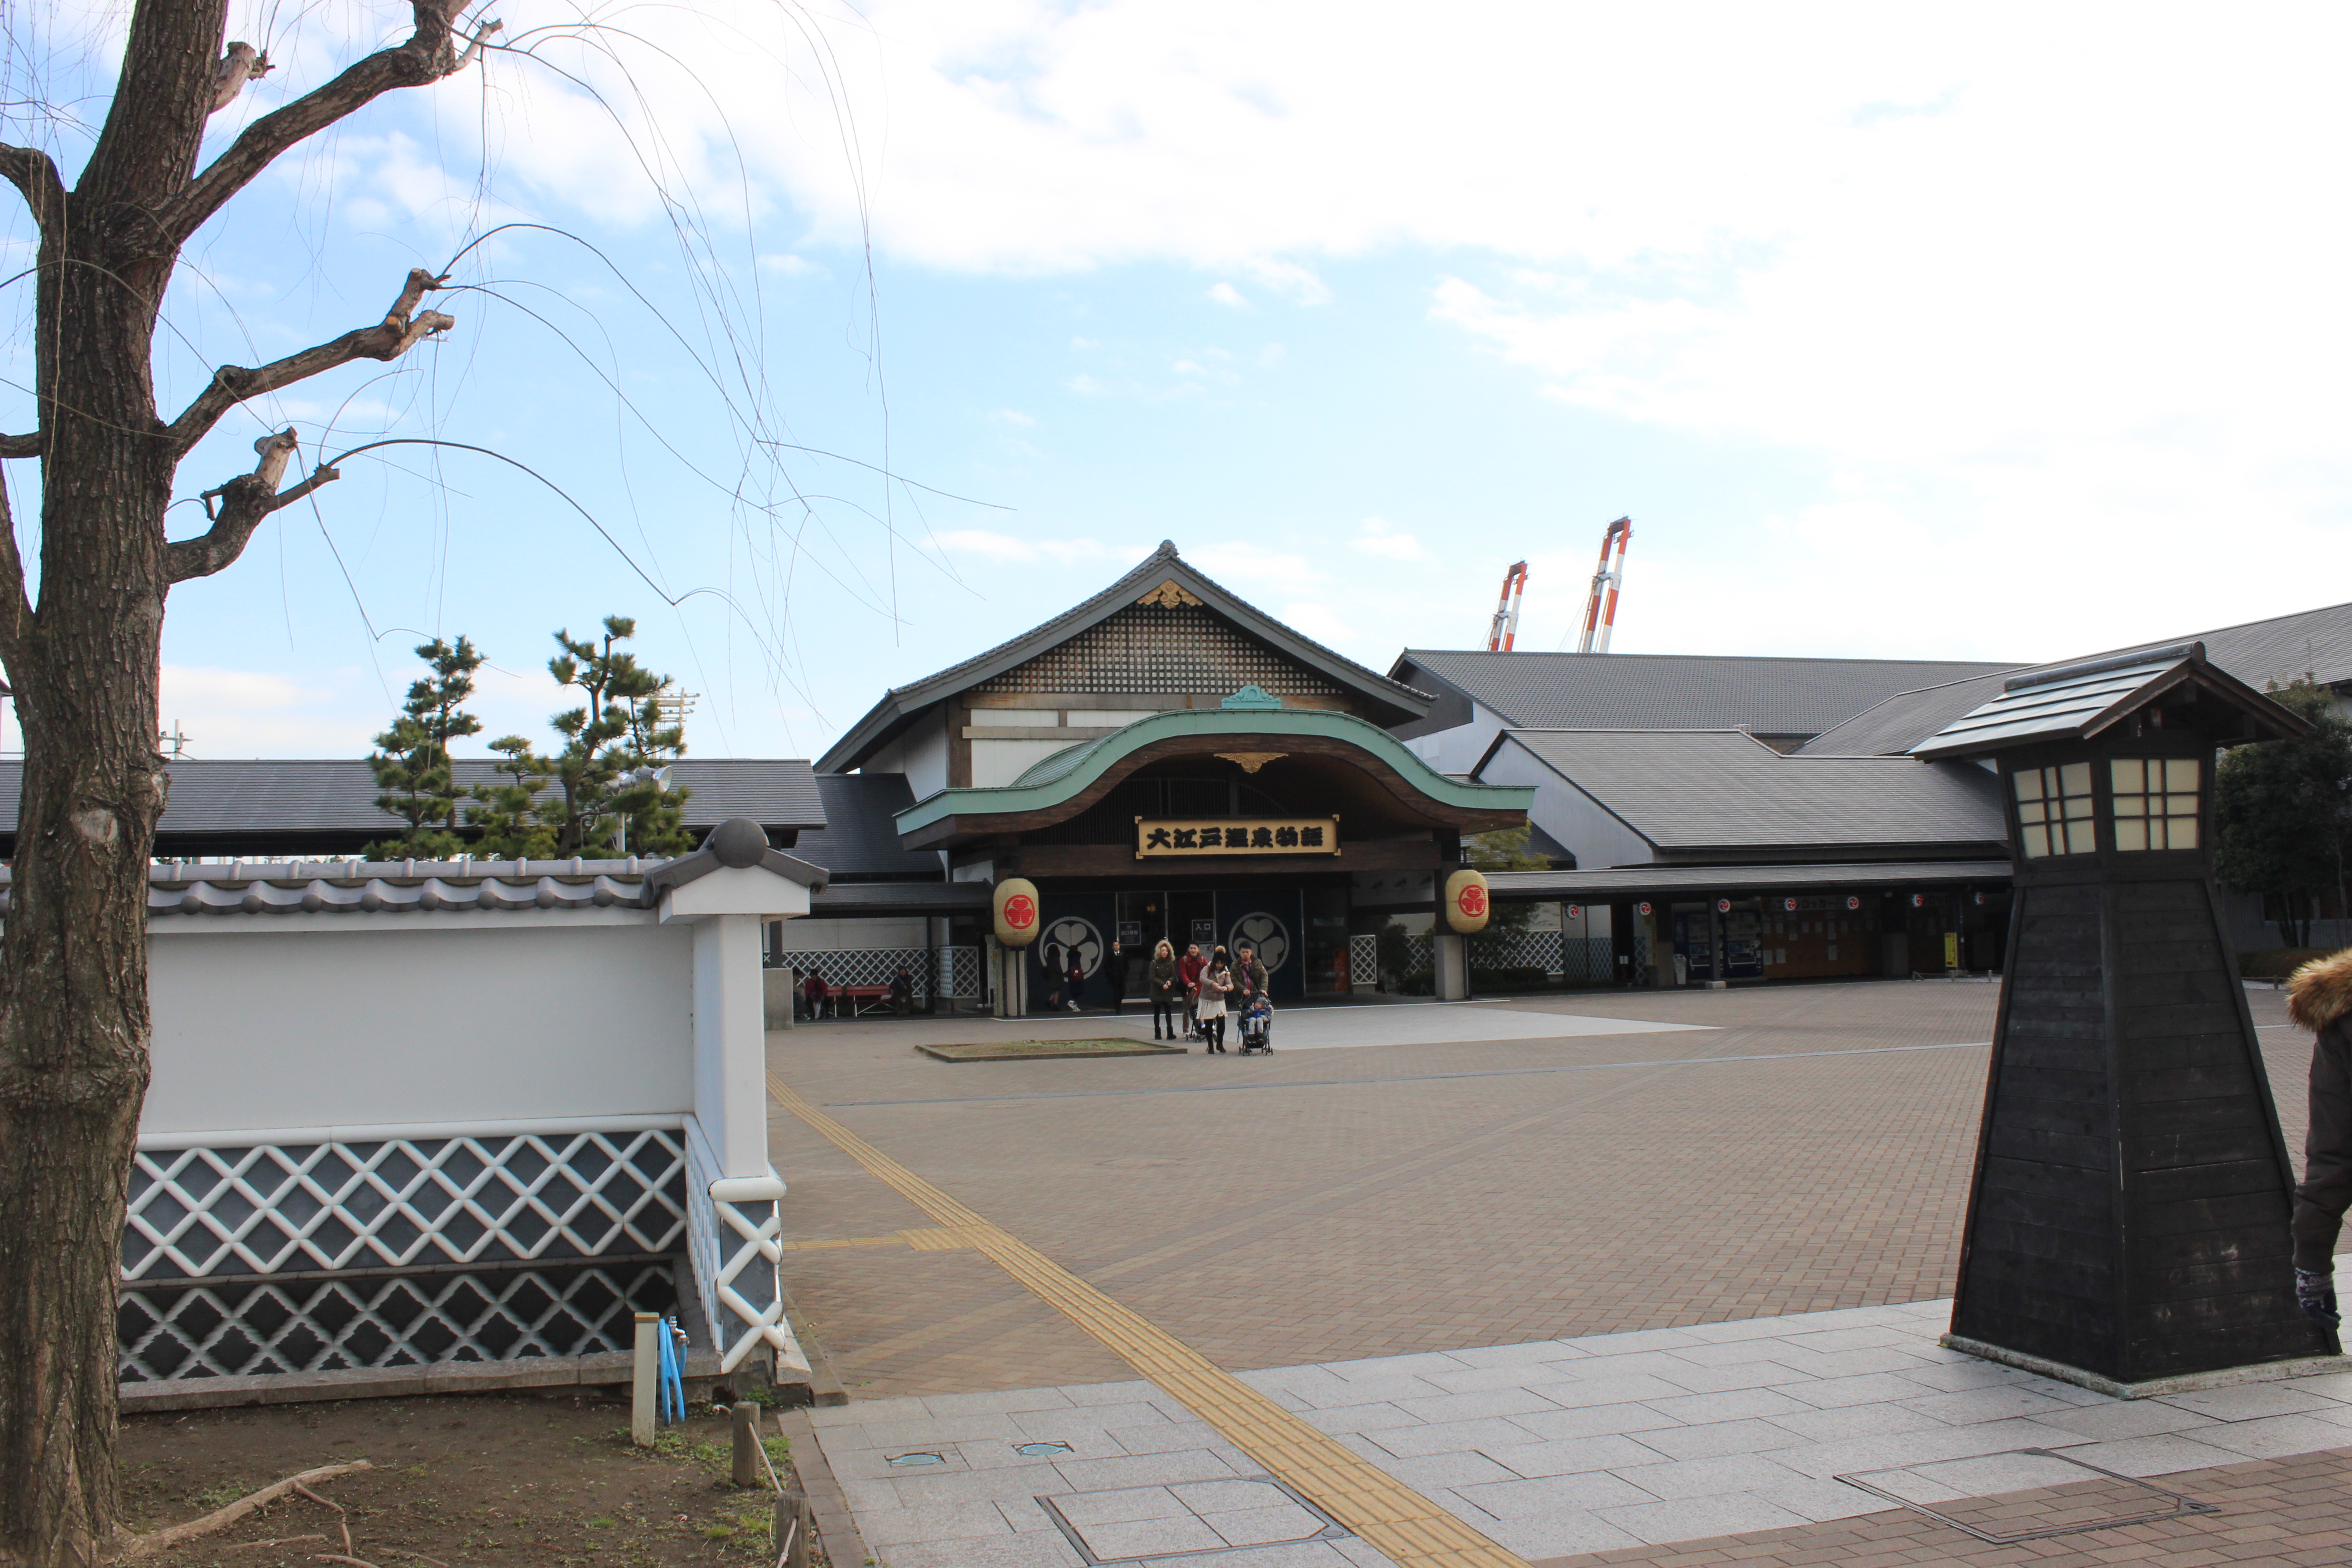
left=0, top=13, right=197, bottom=1553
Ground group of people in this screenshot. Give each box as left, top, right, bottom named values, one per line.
left=1144, top=939, right=1274, bottom=1054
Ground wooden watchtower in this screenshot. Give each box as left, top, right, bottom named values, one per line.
left=1913, top=642, right=2338, bottom=1393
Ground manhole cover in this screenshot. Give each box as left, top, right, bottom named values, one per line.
left=1035, top=1477, right=1348, bottom=1564
left=1836, top=1448, right=2218, bottom=1544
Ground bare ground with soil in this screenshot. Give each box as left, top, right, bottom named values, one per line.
left=118, top=1393, right=826, bottom=1568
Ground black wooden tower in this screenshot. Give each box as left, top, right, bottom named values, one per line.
left=1914, top=643, right=2337, bottom=1390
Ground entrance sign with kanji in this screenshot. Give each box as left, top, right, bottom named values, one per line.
left=1134, top=818, right=1341, bottom=857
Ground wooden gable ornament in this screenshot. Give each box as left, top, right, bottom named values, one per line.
left=1916, top=643, right=2337, bottom=1392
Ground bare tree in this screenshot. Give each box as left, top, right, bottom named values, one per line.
left=0, top=5, right=506, bottom=1561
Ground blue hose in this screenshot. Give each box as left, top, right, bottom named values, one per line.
left=657, top=1314, right=688, bottom=1423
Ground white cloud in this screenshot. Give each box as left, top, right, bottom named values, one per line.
left=1352, top=517, right=1425, bottom=561
left=934, top=529, right=1122, bottom=564
left=1206, top=281, right=1247, bottom=308
left=158, top=666, right=375, bottom=757
left=989, top=408, right=1036, bottom=426
left=1188, top=540, right=1322, bottom=589
left=1281, top=602, right=1354, bottom=645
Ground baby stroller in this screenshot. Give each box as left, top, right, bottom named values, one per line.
left=1238, top=996, right=1274, bottom=1054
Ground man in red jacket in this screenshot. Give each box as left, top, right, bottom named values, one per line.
left=1178, top=942, right=1205, bottom=1040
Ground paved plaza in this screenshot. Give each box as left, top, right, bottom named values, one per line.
left=763, top=980, right=2341, bottom=1566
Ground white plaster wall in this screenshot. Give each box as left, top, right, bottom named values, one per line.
left=1410, top=703, right=1509, bottom=776
left=144, top=922, right=694, bottom=1136
left=868, top=709, right=951, bottom=799
left=972, top=737, right=1078, bottom=786
left=770, top=917, right=928, bottom=950
left=1475, top=737, right=1656, bottom=871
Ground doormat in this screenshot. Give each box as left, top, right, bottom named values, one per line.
left=917, top=1039, right=1187, bottom=1061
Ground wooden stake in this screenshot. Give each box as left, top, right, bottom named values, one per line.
left=730, top=1401, right=761, bottom=1487
left=631, top=1313, right=659, bottom=1445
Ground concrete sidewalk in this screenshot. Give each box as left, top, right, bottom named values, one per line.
left=811, top=1297, right=2352, bottom=1567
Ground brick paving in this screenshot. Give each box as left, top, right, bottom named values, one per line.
left=1529, top=1444, right=2352, bottom=1567
left=772, top=984, right=2314, bottom=1399
left=764, top=981, right=2338, bottom=1566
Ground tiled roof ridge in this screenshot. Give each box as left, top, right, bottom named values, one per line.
left=0, top=858, right=667, bottom=918
left=1403, top=648, right=2022, bottom=669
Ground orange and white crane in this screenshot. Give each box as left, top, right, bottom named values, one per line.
left=1485, top=560, right=1530, bottom=652
left=1575, top=517, right=1632, bottom=653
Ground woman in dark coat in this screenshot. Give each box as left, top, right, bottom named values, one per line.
left=1147, top=940, right=1180, bottom=1040
left=1063, top=951, right=1086, bottom=1013
left=2292, top=950, right=2352, bottom=1326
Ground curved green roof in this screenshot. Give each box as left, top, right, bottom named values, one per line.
left=894, top=706, right=1533, bottom=834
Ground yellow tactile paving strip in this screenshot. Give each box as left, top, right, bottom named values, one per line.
left=768, top=1072, right=1529, bottom=1568
left=778, top=1227, right=972, bottom=1253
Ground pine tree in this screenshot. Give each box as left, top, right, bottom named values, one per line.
left=366, top=636, right=484, bottom=858
left=468, top=617, right=692, bottom=858
left=2215, top=677, right=2352, bottom=948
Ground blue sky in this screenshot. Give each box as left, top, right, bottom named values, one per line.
left=8, top=2, right=2351, bottom=760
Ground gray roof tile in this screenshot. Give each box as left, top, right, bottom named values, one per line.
left=0, top=757, right=825, bottom=848
left=796, top=774, right=942, bottom=880
left=1491, top=729, right=2006, bottom=855
left=1801, top=598, right=2352, bottom=757
left=1399, top=651, right=2017, bottom=737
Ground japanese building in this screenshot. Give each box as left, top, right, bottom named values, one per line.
left=813, top=541, right=1534, bottom=1005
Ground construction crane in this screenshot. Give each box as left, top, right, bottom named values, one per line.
left=1574, top=517, right=1633, bottom=653
left=1485, top=560, right=1530, bottom=652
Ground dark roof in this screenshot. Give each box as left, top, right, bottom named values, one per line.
left=1393, top=650, right=2018, bottom=738
left=818, top=541, right=1433, bottom=772
left=808, top=881, right=993, bottom=917
left=1486, top=860, right=2012, bottom=899
left=1485, top=729, right=2005, bottom=858
left=1802, top=598, right=2352, bottom=757
left=1911, top=645, right=2308, bottom=761
left=795, top=774, right=942, bottom=881
left=0, top=758, right=825, bottom=855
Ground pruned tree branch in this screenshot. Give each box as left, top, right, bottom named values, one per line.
left=211, top=43, right=274, bottom=114
left=154, top=2, right=492, bottom=247
left=0, top=144, right=64, bottom=236
left=166, top=431, right=340, bottom=583
left=0, top=433, right=39, bottom=460
left=166, top=269, right=454, bottom=453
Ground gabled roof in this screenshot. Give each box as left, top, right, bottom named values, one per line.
left=0, top=758, right=826, bottom=856
left=1910, top=644, right=2308, bottom=760
left=1802, top=598, right=2352, bottom=757
left=1393, top=650, right=2018, bottom=739
left=818, top=541, right=1432, bottom=773
left=1481, top=729, right=2006, bottom=859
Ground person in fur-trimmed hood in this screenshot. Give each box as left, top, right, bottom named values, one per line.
left=2290, top=949, right=2352, bottom=1327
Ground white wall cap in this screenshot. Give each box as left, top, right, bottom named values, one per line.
left=708, top=1173, right=787, bottom=1203
left=660, top=864, right=815, bottom=921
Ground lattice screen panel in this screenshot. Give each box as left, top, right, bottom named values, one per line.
left=119, top=1261, right=675, bottom=1381
left=124, top=1130, right=686, bottom=1282
left=773, top=947, right=980, bottom=998
left=977, top=603, right=1347, bottom=698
